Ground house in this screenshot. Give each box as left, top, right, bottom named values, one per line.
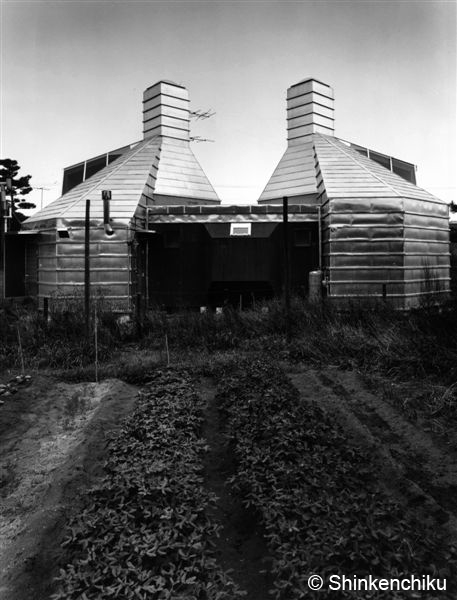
left=4, top=77, right=448, bottom=310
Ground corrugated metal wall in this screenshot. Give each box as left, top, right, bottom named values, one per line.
left=36, top=222, right=132, bottom=311
left=315, top=136, right=450, bottom=308
left=403, top=198, right=450, bottom=306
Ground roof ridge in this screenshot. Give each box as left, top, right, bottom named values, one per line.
left=135, top=143, right=163, bottom=218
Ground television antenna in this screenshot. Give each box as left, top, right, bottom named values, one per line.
left=190, top=109, right=216, bottom=120
left=190, top=136, right=215, bottom=143
left=35, top=181, right=57, bottom=209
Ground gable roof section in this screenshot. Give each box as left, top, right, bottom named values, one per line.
left=314, top=134, right=444, bottom=203
left=25, top=137, right=161, bottom=225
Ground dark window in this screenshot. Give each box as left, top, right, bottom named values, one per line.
left=392, top=158, right=416, bottom=184
left=85, top=156, right=108, bottom=179
left=108, top=153, right=122, bottom=165
left=369, top=151, right=391, bottom=170
left=62, top=164, right=85, bottom=194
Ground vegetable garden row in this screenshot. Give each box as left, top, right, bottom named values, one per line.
left=53, top=363, right=456, bottom=599
left=216, top=360, right=456, bottom=598
left=53, top=371, right=245, bottom=599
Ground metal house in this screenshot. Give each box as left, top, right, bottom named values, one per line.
left=259, top=78, right=450, bottom=308
left=17, top=77, right=450, bottom=311
left=21, top=81, right=220, bottom=310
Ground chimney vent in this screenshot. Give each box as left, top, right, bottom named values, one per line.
left=286, top=78, right=334, bottom=144
left=143, top=80, right=190, bottom=141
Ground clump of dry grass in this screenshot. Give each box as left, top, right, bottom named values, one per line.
left=2, top=294, right=457, bottom=393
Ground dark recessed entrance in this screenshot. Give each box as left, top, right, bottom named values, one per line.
left=208, top=281, right=275, bottom=309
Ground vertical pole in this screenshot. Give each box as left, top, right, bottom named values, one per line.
left=43, top=297, right=49, bottom=322
left=84, top=199, right=90, bottom=339
left=0, top=185, right=5, bottom=300
left=283, top=196, right=291, bottom=343
left=145, top=238, right=149, bottom=308
left=94, top=297, right=98, bottom=382
left=318, top=205, right=322, bottom=271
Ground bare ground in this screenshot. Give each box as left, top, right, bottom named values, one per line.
left=0, top=374, right=138, bottom=600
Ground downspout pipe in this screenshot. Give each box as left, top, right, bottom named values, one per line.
left=103, top=193, right=114, bottom=236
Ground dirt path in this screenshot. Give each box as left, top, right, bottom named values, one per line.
left=288, top=365, right=457, bottom=538
left=199, top=379, right=272, bottom=600
left=0, top=374, right=138, bottom=600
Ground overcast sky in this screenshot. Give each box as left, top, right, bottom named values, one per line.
left=1, top=0, right=456, bottom=209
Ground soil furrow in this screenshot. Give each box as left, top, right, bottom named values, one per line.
left=289, top=366, right=457, bottom=536
left=199, top=379, right=271, bottom=600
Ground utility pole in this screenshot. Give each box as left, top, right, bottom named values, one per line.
left=283, top=196, right=291, bottom=343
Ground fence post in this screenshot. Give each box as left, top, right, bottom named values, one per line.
left=43, top=297, right=49, bottom=323
left=283, top=196, right=291, bottom=343
left=84, top=199, right=91, bottom=339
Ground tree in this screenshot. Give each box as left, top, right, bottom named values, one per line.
left=0, top=159, right=34, bottom=231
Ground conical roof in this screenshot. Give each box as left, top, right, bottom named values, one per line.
left=314, top=134, right=443, bottom=202
left=25, top=80, right=220, bottom=227
left=258, top=137, right=318, bottom=202
left=25, top=137, right=160, bottom=224
left=259, top=76, right=442, bottom=206
left=152, top=137, right=219, bottom=201
left=259, top=132, right=443, bottom=205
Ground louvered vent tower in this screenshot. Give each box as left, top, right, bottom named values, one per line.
left=259, top=78, right=334, bottom=204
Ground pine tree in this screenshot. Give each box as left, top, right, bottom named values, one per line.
left=0, top=158, right=34, bottom=231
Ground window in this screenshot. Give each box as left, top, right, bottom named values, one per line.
left=230, top=223, right=251, bottom=236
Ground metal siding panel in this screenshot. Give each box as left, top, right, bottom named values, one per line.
left=288, top=113, right=334, bottom=130
left=287, top=93, right=334, bottom=110
left=328, top=254, right=404, bottom=268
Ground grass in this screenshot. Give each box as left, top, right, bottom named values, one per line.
left=2, top=294, right=457, bottom=421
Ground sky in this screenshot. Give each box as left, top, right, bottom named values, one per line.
left=1, top=0, right=456, bottom=211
